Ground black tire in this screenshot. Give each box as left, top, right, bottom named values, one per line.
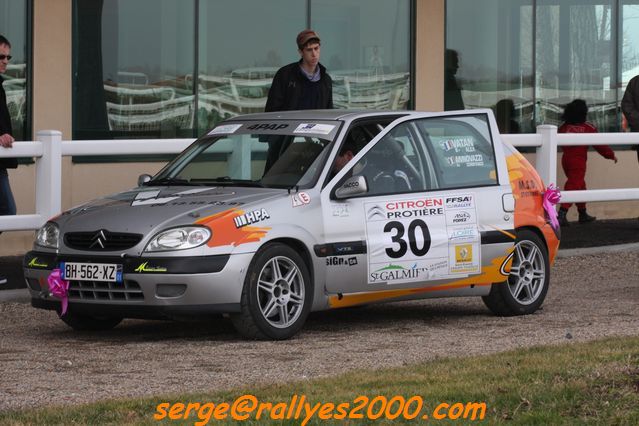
left=482, top=229, right=550, bottom=316
left=60, top=311, right=123, bottom=331
left=231, top=243, right=312, bottom=340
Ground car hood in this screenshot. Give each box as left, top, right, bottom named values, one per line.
left=55, top=186, right=283, bottom=234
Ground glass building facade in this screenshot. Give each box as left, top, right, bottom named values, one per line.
left=4, top=1, right=639, bottom=142
left=72, top=0, right=412, bottom=140
left=446, top=0, right=639, bottom=133
left=0, top=0, right=30, bottom=141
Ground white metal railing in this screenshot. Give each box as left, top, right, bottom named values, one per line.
left=501, top=126, right=639, bottom=204
left=1, top=126, right=638, bottom=233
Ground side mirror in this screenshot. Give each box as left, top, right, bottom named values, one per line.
left=334, top=175, right=368, bottom=199
left=137, top=174, right=152, bottom=186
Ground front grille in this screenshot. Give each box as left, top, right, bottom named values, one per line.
left=64, top=230, right=143, bottom=251
left=68, top=280, right=144, bottom=301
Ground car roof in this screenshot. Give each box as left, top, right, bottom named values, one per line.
left=224, top=109, right=414, bottom=122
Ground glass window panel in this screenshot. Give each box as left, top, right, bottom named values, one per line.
left=620, top=1, right=639, bottom=131
left=536, top=0, right=616, bottom=131
left=415, top=115, right=497, bottom=189
left=621, top=2, right=639, bottom=87
left=0, top=0, right=29, bottom=141
left=446, top=0, right=534, bottom=133
left=73, top=0, right=196, bottom=139
left=197, top=1, right=305, bottom=133
left=311, top=0, right=412, bottom=110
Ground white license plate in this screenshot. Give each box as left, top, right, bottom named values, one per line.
left=61, top=262, right=123, bottom=282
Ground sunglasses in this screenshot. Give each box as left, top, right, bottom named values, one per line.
left=0, top=55, right=12, bottom=61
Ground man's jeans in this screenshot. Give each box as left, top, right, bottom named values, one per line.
left=0, top=169, right=16, bottom=216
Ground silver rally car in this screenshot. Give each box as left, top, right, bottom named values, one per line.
left=24, top=110, right=560, bottom=340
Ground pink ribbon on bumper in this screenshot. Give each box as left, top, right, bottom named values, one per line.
left=543, top=184, right=562, bottom=231
left=47, top=268, right=69, bottom=316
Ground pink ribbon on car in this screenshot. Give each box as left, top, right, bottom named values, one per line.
left=542, top=184, right=561, bottom=231
left=47, top=268, right=69, bottom=316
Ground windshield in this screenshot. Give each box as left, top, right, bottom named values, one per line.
left=150, top=132, right=335, bottom=189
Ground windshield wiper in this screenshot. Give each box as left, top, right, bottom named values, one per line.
left=204, top=177, right=263, bottom=187
left=146, top=177, right=195, bottom=186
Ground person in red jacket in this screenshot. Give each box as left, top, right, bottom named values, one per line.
left=558, top=99, right=617, bottom=227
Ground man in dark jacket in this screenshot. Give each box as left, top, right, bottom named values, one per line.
left=265, top=29, right=333, bottom=112
left=263, top=30, right=333, bottom=172
left=621, top=75, right=639, bottom=163
left=0, top=34, right=17, bottom=285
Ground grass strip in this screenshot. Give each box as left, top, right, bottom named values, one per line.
left=2, top=336, right=638, bottom=425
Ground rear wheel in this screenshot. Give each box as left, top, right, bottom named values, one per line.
left=482, top=229, right=549, bottom=316
left=60, top=312, right=123, bottom=331
left=231, top=243, right=312, bottom=340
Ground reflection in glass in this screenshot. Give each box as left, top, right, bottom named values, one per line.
left=447, top=0, right=634, bottom=133
left=74, top=0, right=196, bottom=139
left=197, top=0, right=305, bottom=134
left=152, top=132, right=334, bottom=189
left=446, top=0, right=534, bottom=132
left=536, top=0, right=615, bottom=131
left=311, top=0, right=411, bottom=110
left=73, top=0, right=413, bottom=140
left=620, top=2, right=639, bottom=130
left=0, top=0, right=28, bottom=140
left=445, top=0, right=534, bottom=132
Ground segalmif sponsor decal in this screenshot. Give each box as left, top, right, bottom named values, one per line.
left=369, top=263, right=430, bottom=283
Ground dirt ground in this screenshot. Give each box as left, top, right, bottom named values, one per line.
left=1, top=250, right=638, bottom=412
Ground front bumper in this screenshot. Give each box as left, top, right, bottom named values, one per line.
left=23, top=251, right=253, bottom=317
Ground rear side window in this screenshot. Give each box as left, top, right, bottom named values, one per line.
left=415, top=114, right=497, bottom=189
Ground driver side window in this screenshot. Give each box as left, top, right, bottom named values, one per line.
left=353, top=127, right=426, bottom=196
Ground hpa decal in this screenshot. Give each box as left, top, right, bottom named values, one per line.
left=364, top=194, right=480, bottom=284
left=233, top=208, right=270, bottom=228
left=197, top=208, right=270, bottom=247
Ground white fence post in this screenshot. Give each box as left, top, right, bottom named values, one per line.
left=535, top=124, right=558, bottom=187
left=35, top=130, right=62, bottom=225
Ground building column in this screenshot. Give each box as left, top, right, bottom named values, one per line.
left=33, top=0, right=72, bottom=137
left=33, top=0, right=73, bottom=211
left=415, top=0, right=445, bottom=111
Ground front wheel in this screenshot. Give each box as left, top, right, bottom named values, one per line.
left=482, top=229, right=549, bottom=316
left=231, top=243, right=312, bottom=340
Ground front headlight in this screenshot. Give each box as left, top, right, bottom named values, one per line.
left=144, top=226, right=211, bottom=252
left=35, top=222, right=59, bottom=249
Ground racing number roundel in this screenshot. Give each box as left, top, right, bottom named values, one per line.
left=383, top=219, right=431, bottom=259
left=365, top=195, right=480, bottom=285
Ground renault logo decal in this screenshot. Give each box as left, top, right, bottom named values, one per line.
left=89, top=230, right=107, bottom=249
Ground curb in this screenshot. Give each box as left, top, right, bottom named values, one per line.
left=0, top=289, right=30, bottom=303
left=556, top=242, right=639, bottom=258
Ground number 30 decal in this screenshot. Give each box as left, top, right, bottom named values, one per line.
left=383, top=219, right=431, bottom=258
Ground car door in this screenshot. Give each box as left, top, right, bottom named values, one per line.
left=321, top=111, right=514, bottom=295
